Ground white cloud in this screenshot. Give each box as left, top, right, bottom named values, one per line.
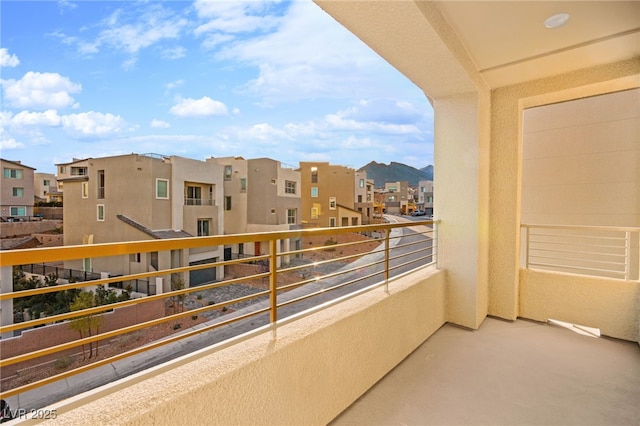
left=150, top=119, right=170, bottom=129
left=0, top=136, right=23, bottom=149
left=170, top=97, right=228, bottom=117
left=1, top=72, right=81, bottom=109
left=11, top=110, right=62, bottom=127
left=166, top=79, right=184, bottom=90
left=0, top=48, right=20, bottom=67
left=193, top=1, right=280, bottom=35
left=61, top=111, right=126, bottom=137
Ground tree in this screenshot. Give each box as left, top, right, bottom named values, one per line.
left=69, top=292, right=104, bottom=359
left=170, top=276, right=186, bottom=314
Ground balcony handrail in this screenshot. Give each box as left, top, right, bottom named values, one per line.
left=520, top=223, right=639, bottom=281
left=0, top=220, right=438, bottom=399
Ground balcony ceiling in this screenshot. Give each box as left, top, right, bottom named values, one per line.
left=315, top=1, right=640, bottom=96
left=437, top=1, right=640, bottom=88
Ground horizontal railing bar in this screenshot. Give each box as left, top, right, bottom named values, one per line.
left=1, top=288, right=271, bottom=368
left=0, top=306, right=271, bottom=399
left=279, top=237, right=383, bottom=258
left=528, top=240, right=626, bottom=250
left=2, top=255, right=270, bottom=301
left=529, top=233, right=626, bottom=241
left=528, top=255, right=626, bottom=267
left=277, top=269, right=384, bottom=309
left=391, top=238, right=434, bottom=252
left=0, top=271, right=270, bottom=334
left=528, top=262, right=626, bottom=276
left=277, top=249, right=383, bottom=275
left=529, top=247, right=626, bottom=258
left=0, top=221, right=435, bottom=266
left=522, top=224, right=639, bottom=233
left=276, top=258, right=387, bottom=293
left=388, top=254, right=436, bottom=273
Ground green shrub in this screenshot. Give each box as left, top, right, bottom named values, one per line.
left=54, top=355, right=72, bottom=370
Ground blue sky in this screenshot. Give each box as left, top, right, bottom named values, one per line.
left=1, top=0, right=434, bottom=174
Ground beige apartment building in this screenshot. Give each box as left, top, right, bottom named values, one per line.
left=34, top=172, right=59, bottom=202
left=383, top=181, right=410, bottom=214
left=417, top=180, right=434, bottom=215
left=207, top=157, right=302, bottom=261
left=299, top=162, right=364, bottom=227
left=354, top=172, right=375, bottom=224
left=61, top=154, right=224, bottom=291
left=0, top=158, right=35, bottom=220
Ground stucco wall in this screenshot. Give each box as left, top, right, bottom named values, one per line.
left=40, top=267, right=445, bottom=425
left=519, top=269, right=639, bottom=342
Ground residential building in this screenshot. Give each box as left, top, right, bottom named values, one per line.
left=383, top=181, right=410, bottom=214
left=417, top=180, right=434, bottom=215
left=299, top=162, right=365, bottom=227
left=0, top=158, right=35, bottom=220
left=34, top=172, right=59, bottom=203
left=55, top=158, right=91, bottom=205
left=207, top=157, right=302, bottom=262
left=354, top=173, right=374, bottom=224
left=61, top=153, right=225, bottom=291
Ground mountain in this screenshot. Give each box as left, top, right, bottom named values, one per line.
left=358, top=161, right=433, bottom=187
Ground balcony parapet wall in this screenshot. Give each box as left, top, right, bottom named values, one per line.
left=42, top=267, right=445, bottom=425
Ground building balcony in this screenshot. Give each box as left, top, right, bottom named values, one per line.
left=184, top=197, right=213, bottom=206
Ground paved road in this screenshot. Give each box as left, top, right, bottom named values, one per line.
left=5, top=216, right=435, bottom=412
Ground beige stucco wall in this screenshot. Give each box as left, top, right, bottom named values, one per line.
left=488, top=58, right=640, bottom=321
left=40, top=267, right=445, bottom=426
left=520, top=269, right=639, bottom=341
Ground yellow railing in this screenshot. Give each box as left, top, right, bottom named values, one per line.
left=0, top=220, right=437, bottom=399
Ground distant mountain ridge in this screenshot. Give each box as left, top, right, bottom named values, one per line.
left=358, top=161, right=433, bottom=187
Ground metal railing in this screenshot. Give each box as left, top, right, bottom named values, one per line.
left=184, top=197, right=214, bottom=206
left=0, top=220, right=437, bottom=399
left=521, top=224, right=639, bottom=281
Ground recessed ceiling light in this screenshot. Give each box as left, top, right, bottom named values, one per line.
left=544, top=13, right=570, bottom=29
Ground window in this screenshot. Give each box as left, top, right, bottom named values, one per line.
left=287, top=209, right=296, bottom=224
left=12, top=187, right=23, bottom=197
left=285, top=180, right=296, bottom=194
left=186, top=186, right=202, bottom=205
left=156, top=179, right=169, bottom=199
left=3, top=168, right=22, bottom=179
left=130, top=253, right=141, bottom=263
left=311, top=187, right=318, bottom=197
left=83, top=258, right=92, bottom=273
left=311, top=207, right=319, bottom=219
left=388, top=195, right=396, bottom=201
left=427, top=196, right=433, bottom=202
left=358, top=195, right=363, bottom=203
left=43, top=179, right=50, bottom=186
left=270, top=178, right=276, bottom=185
left=359, top=179, right=365, bottom=188
left=82, top=182, right=89, bottom=198
left=329, top=217, right=336, bottom=227
left=97, top=204, right=105, bottom=221
left=97, top=170, right=105, bottom=199
left=10, top=206, right=26, bottom=216
left=197, top=219, right=211, bottom=236
left=329, top=197, right=336, bottom=210
left=240, top=178, right=247, bottom=192
left=311, top=167, right=318, bottom=183
left=224, top=165, right=232, bottom=180
left=238, top=243, right=244, bottom=256
left=59, top=166, right=66, bottom=174
left=225, top=196, right=232, bottom=210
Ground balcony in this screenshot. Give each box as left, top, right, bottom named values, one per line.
left=184, top=197, right=213, bottom=206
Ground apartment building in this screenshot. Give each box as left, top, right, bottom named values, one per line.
left=34, top=172, right=59, bottom=202
left=354, top=172, right=374, bottom=224
left=61, top=154, right=224, bottom=291
left=383, top=181, right=410, bottom=215
left=0, top=158, right=35, bottom=220
left=299, top=162, right=363, bottom=227
left=417, top=180, right=434, bottom=215
left=207, top=157, right=302, bottom=261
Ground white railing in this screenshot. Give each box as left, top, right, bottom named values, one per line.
left=521, top=224, right=639, bottom=281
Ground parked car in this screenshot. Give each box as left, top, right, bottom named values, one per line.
left=411, top=210, right=426, bottom=216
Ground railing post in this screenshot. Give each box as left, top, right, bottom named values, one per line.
left=269, top=239, right=278, bottom=323
left=624, top=231, right=631, bottom=281
left=384, top=229, right=390, bottom=282
left=524, top=226, right=530, bottom=269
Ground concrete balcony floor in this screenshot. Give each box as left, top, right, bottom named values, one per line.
left=332, top=317, right=639, bottom=426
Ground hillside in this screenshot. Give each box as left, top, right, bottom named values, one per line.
left=358, top=161, right=433, bottom=187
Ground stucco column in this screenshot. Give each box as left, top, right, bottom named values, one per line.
left=1, top=265, right=13, bottom=339
left=434, top=92, right=490, bottom=329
